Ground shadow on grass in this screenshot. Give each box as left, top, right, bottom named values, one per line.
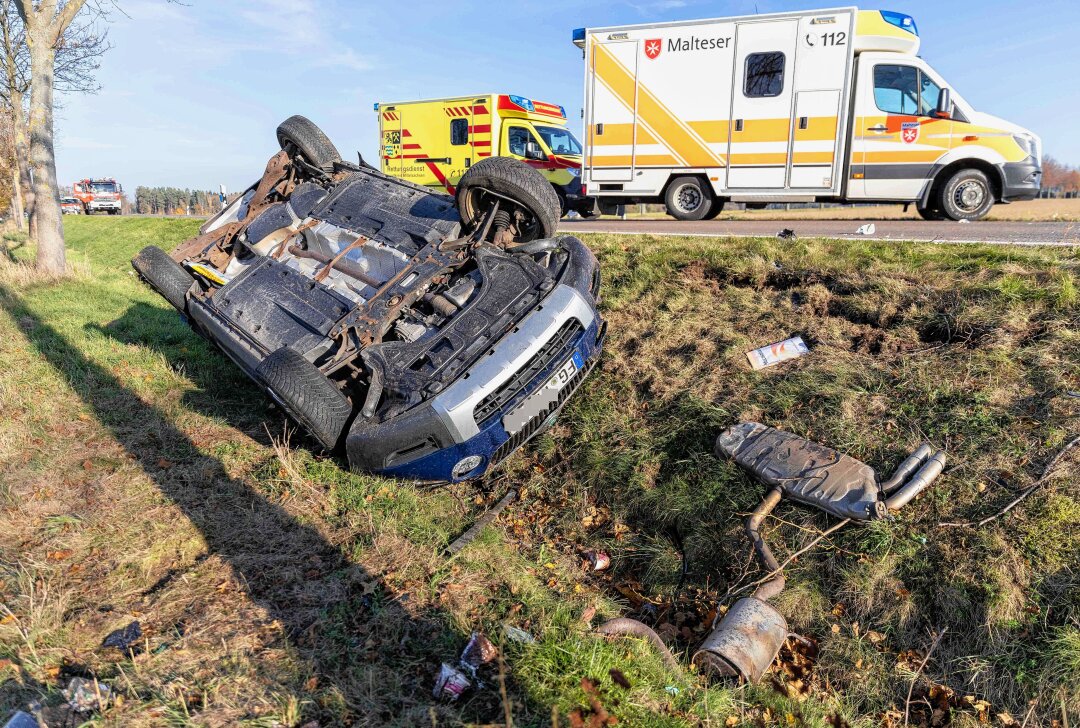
left=0, top=285, right=484, bottom=724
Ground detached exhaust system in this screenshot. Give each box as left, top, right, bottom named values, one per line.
left=692, top=423, right=946, bottom=683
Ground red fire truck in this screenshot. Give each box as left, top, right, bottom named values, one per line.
left=72, top=178, right=124, bottom=215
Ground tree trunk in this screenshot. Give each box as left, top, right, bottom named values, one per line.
left=25, top=30, right=63, bottom=273
left=11, top=88, right=29, bottom=233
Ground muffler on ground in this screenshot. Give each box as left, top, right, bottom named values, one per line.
left=694, top=422, right=946, bottom=683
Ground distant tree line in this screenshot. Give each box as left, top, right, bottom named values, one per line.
left=134, top=186, right=229, bottom=216
left=1041, top=157, right=1080, bottom=198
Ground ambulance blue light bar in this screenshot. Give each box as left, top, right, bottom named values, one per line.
left=572, top=27, right=586, bottom=48
left=507, top=95, right=535, bottom=112
left=880, top=10, right=918, bottom=36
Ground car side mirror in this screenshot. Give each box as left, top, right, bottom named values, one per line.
left=935, top=88, right=952, bottom=118
left=525, top=141, right=546, bottom=161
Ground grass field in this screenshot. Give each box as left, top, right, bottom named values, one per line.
left=605, top=197, right=1080, bottom=222
left=1, top=217, right=1078, bottom=727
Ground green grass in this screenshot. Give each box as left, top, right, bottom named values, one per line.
left=0, top=216, right=1078, bottom=726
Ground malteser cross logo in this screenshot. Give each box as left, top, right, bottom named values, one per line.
left=644, top=38, right=662, bottom=59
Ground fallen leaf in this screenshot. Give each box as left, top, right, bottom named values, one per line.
left=47, top=549, right=74, bottom=561
left=82, top=460, right=92, bottom=471
left=156, top=457, right=174, bottom=469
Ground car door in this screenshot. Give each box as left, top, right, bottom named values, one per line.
left=848, top=54, right=952, bottom=199
left=727, top=19, right=798, bottom=189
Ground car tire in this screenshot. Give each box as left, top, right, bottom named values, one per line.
left=935, top=168, right=995, bottom=221
left=553, top=185, right=568, bottom=218
left=456, top=156, right=560, bottom=241
left=916, top=205, right=947, bottom=221
left=664, top=176, right=712, bottom=221
left=256, top=347, right=352, bottom=451
left=702, top=198, right=725, bottom=220
left=132, top=245, right=194, bottom=312
left=276, top=115, right=342, bottom=172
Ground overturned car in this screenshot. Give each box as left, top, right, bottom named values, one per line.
left=133, top=116, right=605, bottom=482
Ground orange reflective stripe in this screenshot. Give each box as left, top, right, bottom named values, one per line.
left=593, top=41, right=724, bottom=168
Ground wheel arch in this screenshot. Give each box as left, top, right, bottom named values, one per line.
left=921, top=157, right=1005, bottom=208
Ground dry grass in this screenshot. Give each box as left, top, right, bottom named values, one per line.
left=1, top=217, right=1078, bottom=726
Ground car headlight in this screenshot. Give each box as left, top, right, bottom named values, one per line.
left=569, top=167, right=581, bottom=178
left=1013, top=134, right=1038, bottom=160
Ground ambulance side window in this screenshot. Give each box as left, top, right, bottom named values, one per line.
left=450, top=118, right=469, bottom=146
left=873, top=65, right=920, bottom=115
left=744, top=52, right=785, bottom=97
left=507, top=126, right=532, bottom=157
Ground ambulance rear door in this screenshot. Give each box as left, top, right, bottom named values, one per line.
left=380, top=106, right=403, bottom=176
left=585, top=36, right=640, bottom=182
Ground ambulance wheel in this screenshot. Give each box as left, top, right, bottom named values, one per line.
left=936, top=168, right=994, bottom=221
left=132, top=245, right=194, bottom=313
left=276, top=115, right=342, bottom=172
left=456, top=156, right=560, bottom=242
left=702, top=199, right=725, bottom=220
left=917, top=205, right=947, bottom=221
left=664, top=176, right=712, bottom=221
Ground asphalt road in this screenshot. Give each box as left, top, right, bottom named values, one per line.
left=559, top=218, right=1080, bottom=247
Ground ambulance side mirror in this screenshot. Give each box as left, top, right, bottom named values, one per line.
left=525, top=141, right=547, bottom=161
left=934, top=88, right=952, bottom=119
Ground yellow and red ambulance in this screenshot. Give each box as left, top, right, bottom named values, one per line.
left=575, top=8, right=1042, bottom=220
left=376, top=94, right=591, bottom=216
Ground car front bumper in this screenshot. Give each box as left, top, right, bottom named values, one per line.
left=999, top=158, right=1042, bottom=201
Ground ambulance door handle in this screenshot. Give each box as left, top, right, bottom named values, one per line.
left=595, top=123, right=604, bottom=135
left=418, top=157, right=451, bottom=164
left=734, top=119, right=744, bottom=132
left=866, top=124, right=887, bottom=133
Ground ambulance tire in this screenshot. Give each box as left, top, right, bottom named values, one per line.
left=936, top=168, right=994, bottom=221
left=132, top=245, right=193, bottom=313
left=916, top=205, right=947, bottom=221
left=702, top=199, right=725, bottom=220
left=664, top=177, right=713, bottom=221
left=276, top=115, right=342, bottom=172
left=554, top=186, right=568, bottom=218
left=456, top=157, right=560, bottom=241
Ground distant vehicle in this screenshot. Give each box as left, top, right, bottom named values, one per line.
left=376, top=94, right=593, bottom=217
left=60, top=197, right=83, bottom=215
left=73, top=178, right=124, bottom=215
left=574, top=8, right=1042, bottom=221
left=132, top=116, right=604, bottom=483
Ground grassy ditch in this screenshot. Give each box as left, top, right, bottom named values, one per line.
left=0, top=217, right=1077, bottom=726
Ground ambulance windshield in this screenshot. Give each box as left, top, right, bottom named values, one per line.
left=534, top=125, right=582, bottom=156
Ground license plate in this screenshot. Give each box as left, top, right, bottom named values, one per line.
left=502, top=352, right=584, bottom=436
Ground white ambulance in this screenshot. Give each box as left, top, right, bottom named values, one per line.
left=573, top=8, right=1042, bottom=220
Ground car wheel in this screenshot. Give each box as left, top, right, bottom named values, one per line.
left=702, top=198, right=725, bottom=220
left=936, top=168, right=994, bottom=221
left=131, top=245, right=194, bottom=312
left=276, top=115, right=342, bottom=172
left=916, top=205, right=947, bottom=221
left=554, top=185, right=568, bottom=218
left=456, top=156, right=560, bottom=242
left=665, top=176, right=713, bottom=220
left=256, top=347, right=352, bottom=451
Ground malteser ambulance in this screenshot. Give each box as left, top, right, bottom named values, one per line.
left=376, top=94, right=591, bottom=216
left=574, top=8, right=1042, bottom=220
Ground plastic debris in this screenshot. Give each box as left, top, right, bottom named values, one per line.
left=746, top=335, right=809, bottom=370
left=64, top=677, right=112, bottom=713
left=503, top=624, right=536, bottom=643
left=958, top=218, right=970, bottom=223
left=102, top=620, right=142, bottom=650
left=3, top=712, right=38, bottom=728
left=586, top=550, right=611, bottom=571
left=776, top=228, right=797, bottom=240
left=433, top=663, right=471, bottom=701
left=664, top=685, right=680, bottom=696
left=459, top=632, right=498, bottom=678
left=855, top=223, right=876, bottom=235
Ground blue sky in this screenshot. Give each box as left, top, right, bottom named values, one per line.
left=54, top=0, right=1080, bottom=194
